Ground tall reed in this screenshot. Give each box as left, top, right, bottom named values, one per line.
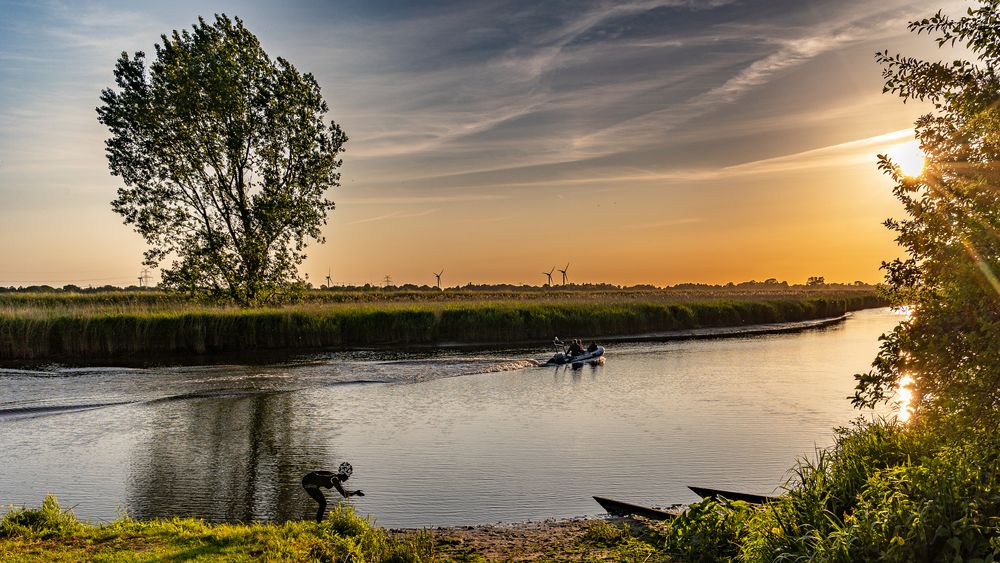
left=0, top=293, right=884, bottom=360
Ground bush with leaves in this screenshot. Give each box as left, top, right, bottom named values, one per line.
left=662, top=498, right=755, bottom=562
left=0, top=495, right=83, bottom=540
left=853, top=1, right=1000, bottom=427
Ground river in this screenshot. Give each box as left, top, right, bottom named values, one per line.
left=0, top=308, right=903, bottom=528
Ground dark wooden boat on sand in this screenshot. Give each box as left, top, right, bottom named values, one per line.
left=593, top=496, right=675, bottom=520
left=688, top=486, right=776, bottom=505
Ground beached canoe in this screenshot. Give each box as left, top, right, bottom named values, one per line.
left=592, top=496, right=675, bottom=520
left=688, top=486, right=776, bottom=505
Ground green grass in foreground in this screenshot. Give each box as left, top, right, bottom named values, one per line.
left=0, top=498, right=435, bottom=562
left=0, top=497, right=671, bottom=562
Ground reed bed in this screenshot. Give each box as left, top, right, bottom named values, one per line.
left=0, top=291, right=884, bottom=361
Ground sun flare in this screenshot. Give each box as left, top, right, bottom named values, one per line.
left=886, top=140, right=925, bottom=178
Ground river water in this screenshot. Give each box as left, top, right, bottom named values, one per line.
left=0, top=308, right=903, bottom=528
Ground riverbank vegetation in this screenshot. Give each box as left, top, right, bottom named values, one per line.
left=0, top=289, right=882, bottom=361
left=649, top=3, right=1000, bottom=560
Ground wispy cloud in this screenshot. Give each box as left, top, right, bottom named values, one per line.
left=313, top=0, right=940, bottom=191
left=569, top=12, right=917, bottom=158
left=367, top=127, right=917, bottom=192
left=323, top=0, right=743, bottom=165
left=340, top=194, right=507, bottom=205
left=344, top=208, right=438, bottom=225
left=717, top=128, right=916, bottom=176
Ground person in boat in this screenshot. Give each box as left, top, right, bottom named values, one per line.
left=587, top=342, right=598, bottom=353
left=567, top=339, right=584, bottom=357
left=302, top=462, right=365, bottom=523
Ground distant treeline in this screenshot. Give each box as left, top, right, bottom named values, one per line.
left=0, top=292, right=885, bottom=361
left=0, top=278, right=873, bottom=294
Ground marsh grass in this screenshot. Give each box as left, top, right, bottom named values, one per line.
left=0, top=496, right=435, bottom=562
left=0, top=291, right=883, bottom=360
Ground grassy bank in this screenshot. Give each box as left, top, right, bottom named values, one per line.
left=0, top=290, right=883, bottom=361
left=0, top=496, right=434, bottom=562
left=0, top=496, right=663, bottom=562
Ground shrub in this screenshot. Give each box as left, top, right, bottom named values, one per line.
left=662, top=498, right=754, bottom=562
left=582, top=519, right=630, bottom=546
left=0, top=495, right=84, bottom=540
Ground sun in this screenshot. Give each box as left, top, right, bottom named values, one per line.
left=886, top=140, right=925, bottom=178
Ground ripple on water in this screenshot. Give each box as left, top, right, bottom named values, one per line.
left=0, top=309, right=902, bottom=527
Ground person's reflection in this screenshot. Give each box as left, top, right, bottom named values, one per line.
left=127, top=391, right=335, bottom=522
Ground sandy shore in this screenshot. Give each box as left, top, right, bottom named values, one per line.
left=393, top=515, right=669, bottom=561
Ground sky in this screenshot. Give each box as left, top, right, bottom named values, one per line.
left=0, top=0, right=966, bottom=287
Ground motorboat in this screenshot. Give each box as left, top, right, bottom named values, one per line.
left=546, top=338, right=605, bottom=366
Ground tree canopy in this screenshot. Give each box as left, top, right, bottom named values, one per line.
left=853, top=1, right=1000, bottom=425
left=97, top=14, right=347, bottom=306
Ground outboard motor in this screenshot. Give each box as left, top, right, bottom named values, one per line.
left=547, top=337, right=568, bottom=364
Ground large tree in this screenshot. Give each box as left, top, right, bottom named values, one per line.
left=853, top=1, right=1000, bottom=425
left=98, top=14, right=347, bottom=305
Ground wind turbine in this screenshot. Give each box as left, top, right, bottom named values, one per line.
left=558, top=262, right=570, bottom=286
left=325, top=269, right=332, bottom=288
left=434, top=269, right=444, bottom=290
left=542, top=267, right=554, bottom=287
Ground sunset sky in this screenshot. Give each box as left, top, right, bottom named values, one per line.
left=0, top=0, right=961, bottom=287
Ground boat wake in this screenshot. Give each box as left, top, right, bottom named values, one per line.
left=0, top=366, right=146, bottom=378
left=468, top=358, right=544, bottom=373
left=0, top=352, right=548, bottom=421
left=365, top=356, right=544, bottom=382
left=0, top=401, right=134, bottom=421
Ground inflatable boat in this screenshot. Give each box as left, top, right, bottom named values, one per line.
left=546, top=345, right=605, bottom=366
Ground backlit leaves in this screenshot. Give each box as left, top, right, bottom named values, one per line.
left=98, top=14, right=346, bottom=306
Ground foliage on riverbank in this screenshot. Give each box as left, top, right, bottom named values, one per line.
left=647, top=2, right=1000, bottom=557
left=654, top=418, right=1000, bottom=562
left=0, top=496, right=434, bottom=562
left=566, top=422, right=1000, bottom=562
left=0, top=291, right=882, bottom=361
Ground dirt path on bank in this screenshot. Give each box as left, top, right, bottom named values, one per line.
left=394, top=516, right=670, bottom=561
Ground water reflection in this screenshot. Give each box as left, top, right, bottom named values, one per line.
left=897, top=374, right=914, bottom=423
left=127, top=392, right=333, bottom=522
left=889, top=306, right=914, bottom=423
